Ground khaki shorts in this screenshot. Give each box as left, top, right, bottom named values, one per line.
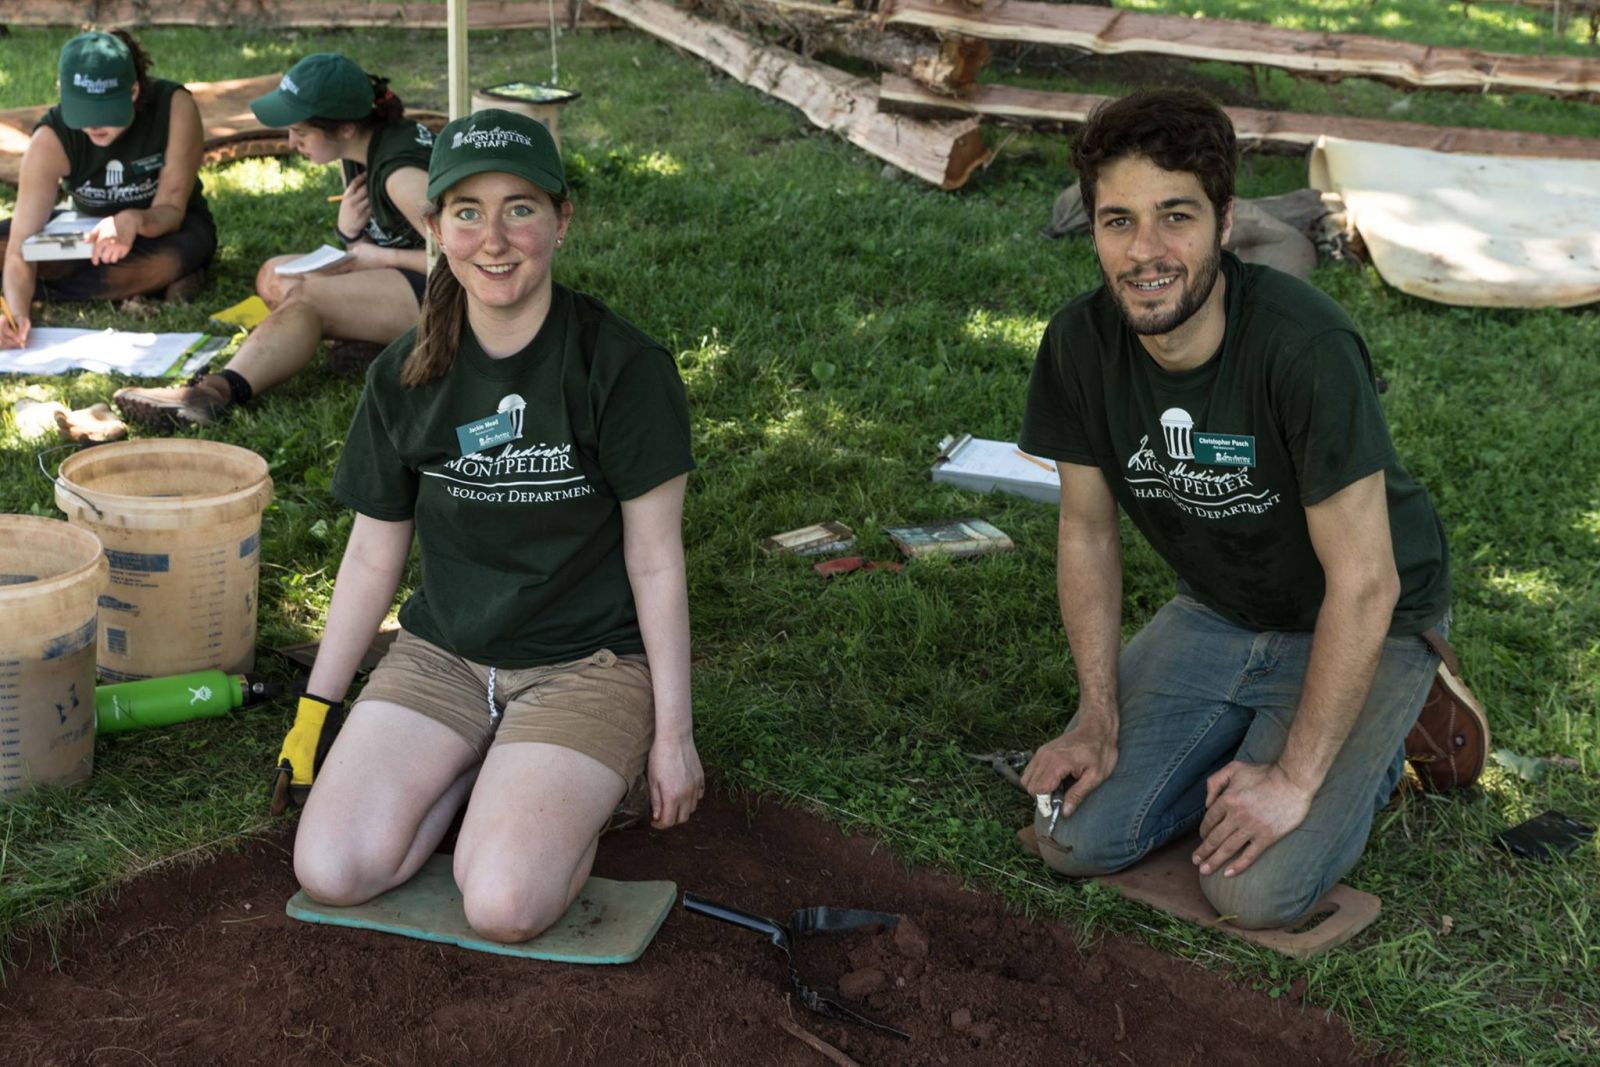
left=356, top=628, right=655, bottom=785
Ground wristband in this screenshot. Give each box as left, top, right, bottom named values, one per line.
left=336, top=227, right=363, bottom=247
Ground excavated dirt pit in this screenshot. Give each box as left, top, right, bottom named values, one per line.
left=1, top=789, right=1390, bottom=1065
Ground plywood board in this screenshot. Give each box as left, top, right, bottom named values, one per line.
left=1310, top=135, right=1600, bottom=307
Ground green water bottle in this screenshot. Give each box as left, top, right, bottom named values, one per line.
left=95, top=670, right=272, bottom=734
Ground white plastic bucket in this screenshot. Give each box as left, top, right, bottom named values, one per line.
left=0, top=515, right=108, bottom=798
left=55, top=440, right=273, bottom=680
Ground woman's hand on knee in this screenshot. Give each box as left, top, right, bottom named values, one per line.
left=647, top=732, right=704, bottom=829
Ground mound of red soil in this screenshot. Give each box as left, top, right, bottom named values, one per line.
left=1, top=790, right=1389, bottom=1066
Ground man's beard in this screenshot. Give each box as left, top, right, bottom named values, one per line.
left=1104, top=239, right=1222, bottom=337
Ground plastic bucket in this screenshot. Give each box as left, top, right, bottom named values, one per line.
left=0, top=515, right=108, bottom=798
left=54, top=440, right=273, bottom=680
left=471, top=84, right=581, bottom=149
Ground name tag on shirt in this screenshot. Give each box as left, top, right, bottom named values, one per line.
left=1194, top=432, right=1256, bottom=468
left=456, top=412, right=518, bottom=455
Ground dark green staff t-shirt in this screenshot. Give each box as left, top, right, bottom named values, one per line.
left=40, top=79, right=208, bottom=219
left=1019, top=252, right=1449, bottom=636
left=332, top=284, right=695, bottom=667
left=339, top=120, right=432, bottom=249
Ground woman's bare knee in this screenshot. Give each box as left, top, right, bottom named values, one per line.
left=294, top=843, right=388, bottom=907
left=459, top=873, right=571, bottom=944
left=454, top=857, right=572, bottom=940
left=255, top=258, right=301, bottom=306
left=294, top=811, right=408, bottom=907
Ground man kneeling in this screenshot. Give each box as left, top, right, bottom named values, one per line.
left=1017, top=90, right=1480, bottom=929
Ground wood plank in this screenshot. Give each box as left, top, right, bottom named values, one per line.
left=878, top=74, right=1600, bottom=160
left=0, top=0, right=623, bottom=28
left=691, top=0, right=990, bottom=93
left=878, top=0, right=1600, bottom=98
left=592, top=0, right=990, bottom=188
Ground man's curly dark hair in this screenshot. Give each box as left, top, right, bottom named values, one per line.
left=1071, top=89, right=1237, bottom=224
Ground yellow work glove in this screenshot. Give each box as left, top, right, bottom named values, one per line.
left=270, top=692, right=346, bottom=815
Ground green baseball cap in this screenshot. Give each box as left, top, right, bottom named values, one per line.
left=427, top=108, right=566, bottom=201
left=249, top=53, right=372, bottom=128
left=59, top=32, right=136, bottom=129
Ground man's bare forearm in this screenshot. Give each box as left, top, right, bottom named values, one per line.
left=1276, top=575, right=1398, bottom=793
left=1058, top=517, right=1122, bottom=727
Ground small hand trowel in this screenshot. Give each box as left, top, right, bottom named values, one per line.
left=682, top=892, right=910, bottom=1039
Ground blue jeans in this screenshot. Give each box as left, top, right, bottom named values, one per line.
left=1035, top=595, right=1441, bottom=928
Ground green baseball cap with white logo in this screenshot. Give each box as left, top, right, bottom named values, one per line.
left=249, top=53, right=373, bottom=128
left=426, top=108, right=566, bottom=201
left=59, top=32, right=136, bottom=129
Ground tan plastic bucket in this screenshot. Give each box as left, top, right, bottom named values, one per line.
left=0, top=515, right=108, bottom=798
left=54, top=440, right=273, bottom=680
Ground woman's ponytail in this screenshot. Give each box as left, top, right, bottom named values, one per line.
left=370, top=75, right=405, bottom=126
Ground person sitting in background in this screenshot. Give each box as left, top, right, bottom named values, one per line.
left=114, top=52, right=432, bottom=429
left=1, top=30, right=213, bottom=349
left=277, top=109, right=703, bottom=944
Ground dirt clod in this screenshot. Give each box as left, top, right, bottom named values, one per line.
left=894, top=916, right=931, bottom=959
left=839, top=967, right=888, bottom=999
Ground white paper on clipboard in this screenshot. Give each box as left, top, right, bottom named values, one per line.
left=930, top=433, right=1060, bottom=504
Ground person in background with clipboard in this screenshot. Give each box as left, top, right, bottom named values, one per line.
left=0, top=30, right=214, bottom=349
left=114, top=53, right=432, bottom=430
left=272, top=109, right=702, bottom=944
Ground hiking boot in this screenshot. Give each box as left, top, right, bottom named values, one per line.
left=325, top=339, right=384, bottom=378
left=1404, top=661, right=1490, bottom=791
left=114, top=372, right=233, bottom=431
left=162, top=268, right=207, bottom=305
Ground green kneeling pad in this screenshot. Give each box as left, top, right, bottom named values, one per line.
left=286, top=853, right=676, bottom=964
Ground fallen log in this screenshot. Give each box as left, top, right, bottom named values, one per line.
left=878, top=74, right=1600, bottom=160
left=689, top=0, right=990, bottom=93
left=877, top=0, right=1600, bottom=99
left=592, top=0, right=990, bottom=188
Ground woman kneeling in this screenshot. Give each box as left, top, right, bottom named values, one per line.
left=289, top=109, right=702, bottom=942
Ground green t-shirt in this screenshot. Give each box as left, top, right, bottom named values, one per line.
left=339, top=120, right=432, bottom=249
left=40, top=79, right=208, bottom=219
left=332, top=284, right=695, bottom=667
left=1019, top=253, right=1449, bottom=636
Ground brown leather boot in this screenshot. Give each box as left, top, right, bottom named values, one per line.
left=1405, top=659, right=1490, bottom=792
left=113, top=372, right=234, bottom=431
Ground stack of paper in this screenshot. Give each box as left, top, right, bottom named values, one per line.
left=21, top=213, right=97, bottom=262
left=275, top=244, right=352, bottom=275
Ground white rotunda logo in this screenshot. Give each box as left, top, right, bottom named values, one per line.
left=104, top=159, right=124, bottom=187
left=497, top=394, right=527, bottom=440
left=1160, top=408, right=1194, bottom=460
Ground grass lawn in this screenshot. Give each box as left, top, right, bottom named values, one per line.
left=2, top=6, right=1597, bottom=1064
